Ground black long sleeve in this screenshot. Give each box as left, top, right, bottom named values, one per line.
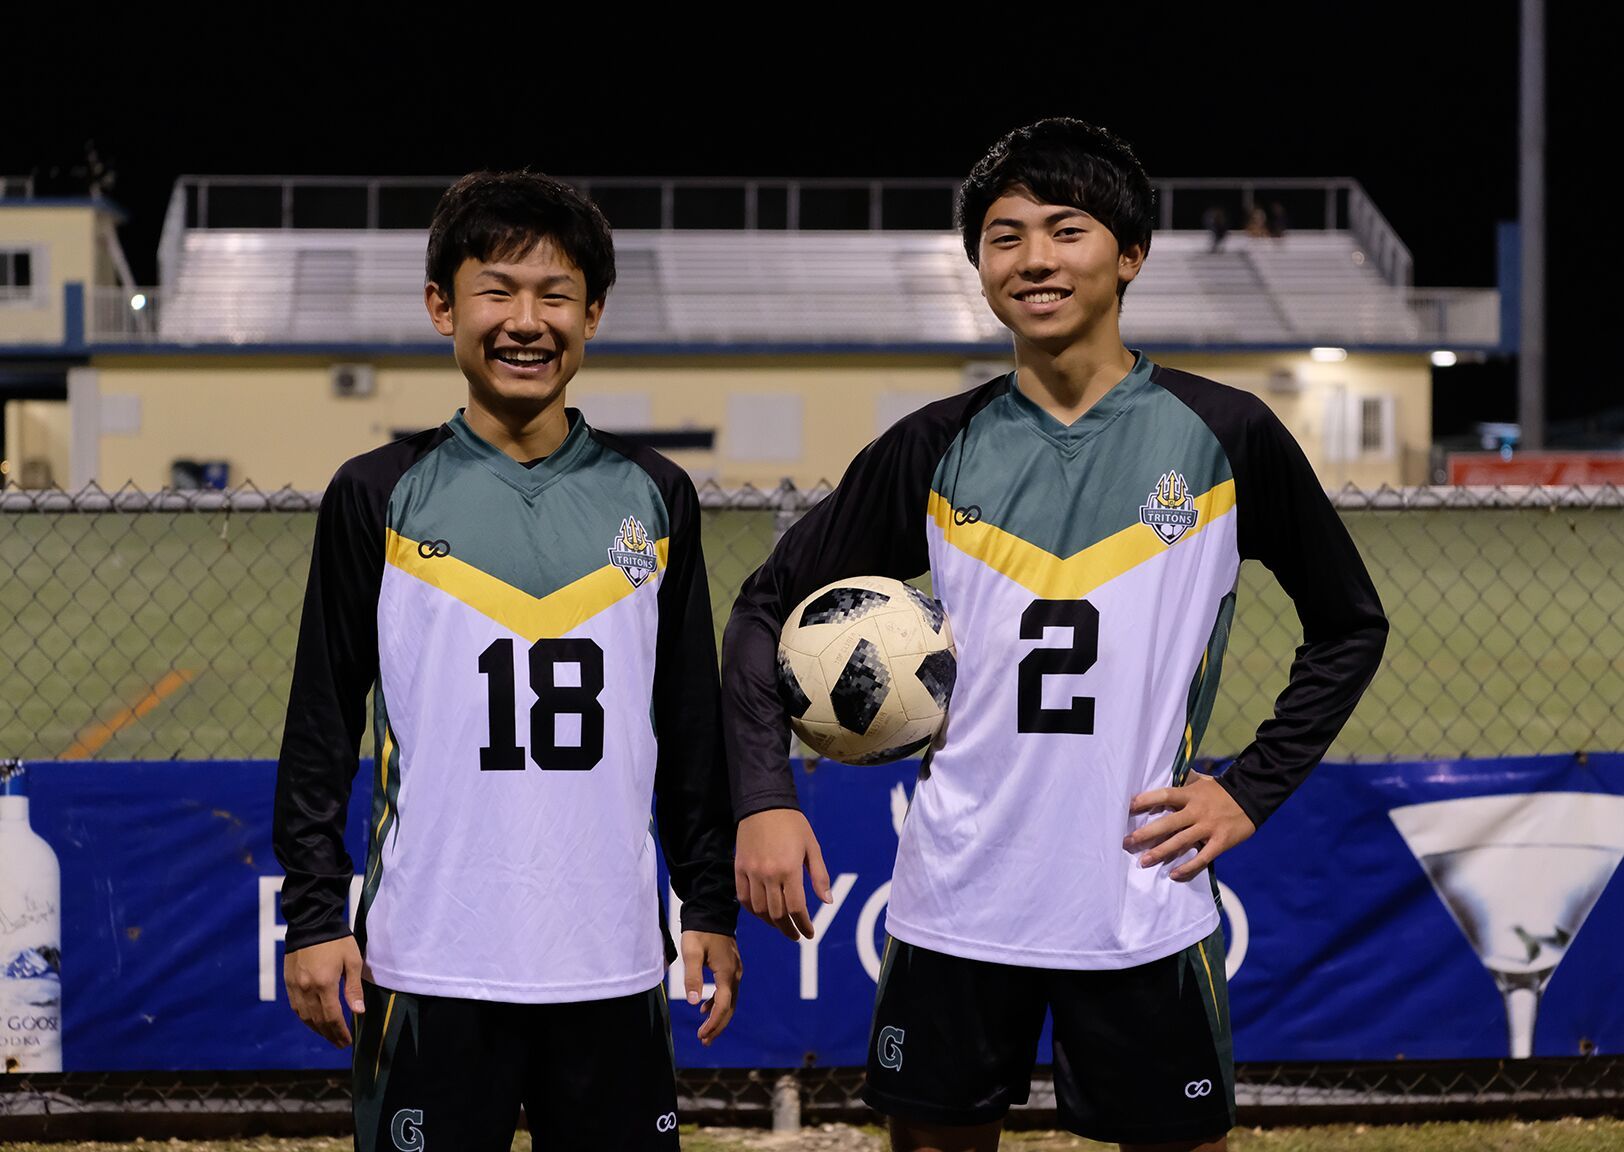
left=1156, top=367, right=1389, bottom=826
left=594, top=432, right=739, bottom=937
left=722, top=385, right=1002, bottom=820
left=273, top=429, right=446, bottom=953
left=273, top=464, right=385, bottom=952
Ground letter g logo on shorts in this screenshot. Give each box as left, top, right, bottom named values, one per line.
left=391, top=1108, right=425, bottom=1150
left=877, top=1025, right=905, bottom=1072
left=1184, top=1079, right=1214, bottom=1098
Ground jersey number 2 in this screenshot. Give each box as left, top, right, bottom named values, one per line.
left=1017, top=599, right=1099, bottom=734
left=478, top=637, right=605, bottom=771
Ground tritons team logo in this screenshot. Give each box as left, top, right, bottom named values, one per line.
left=1140, top=470, right=1199, bottom=545
left=608, top=516, right=658, bottom=588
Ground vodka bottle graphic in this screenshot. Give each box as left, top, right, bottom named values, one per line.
left=0, top=761, right=62, bottom=1072
left=1389, top=791, right=1624, bottom=1059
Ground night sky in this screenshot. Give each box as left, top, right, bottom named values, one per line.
left=8, top=6, right=1612, bottom=431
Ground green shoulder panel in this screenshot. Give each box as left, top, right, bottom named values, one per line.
left=931, top=357, right=1234, bottom=560
left=385, top=411, right=668, bottom=602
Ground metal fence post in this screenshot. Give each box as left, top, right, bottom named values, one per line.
left=771, top=1072, right=801, bottom=1133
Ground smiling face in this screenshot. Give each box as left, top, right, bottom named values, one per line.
left=977, top=187, right=1145, bottom=353
left=424, top=239, right=603, bottom=419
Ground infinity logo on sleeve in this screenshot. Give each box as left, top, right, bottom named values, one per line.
left=417, top=539, right=451, bottom=559
left=1184, top=1079, right=1213, bottom=1098
left=655, top=1111, right=678, bottom=1132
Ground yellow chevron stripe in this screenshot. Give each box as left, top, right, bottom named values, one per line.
left=367, top=726, right=397, bottom=890
left=1183, top=650, right=1209, bottom=767
left=928, top=479, right=1236, bottom=600
left=373, top=727, right=395, bottom=843
left=386, top=530, right=668, bottom=642
left=373, top=992, right=397, bottom=1082
left=1196, top=935, right=1221, bottom=1023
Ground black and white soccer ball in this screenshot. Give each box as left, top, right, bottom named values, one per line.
left=776, top=575, right=956, bottom=766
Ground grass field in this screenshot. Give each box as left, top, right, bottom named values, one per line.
left=6, top=1119, right=1624, bottom=1151
left=3, top=497, right=1624, bottom=760
left=0, top=505, right=780, bottom=761
left=2, top=501, right=1619, bottom=765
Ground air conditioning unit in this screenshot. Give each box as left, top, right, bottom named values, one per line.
left=1267, top=368, right=1304, bottom=395
left=331, top=363, right=376, bottom=398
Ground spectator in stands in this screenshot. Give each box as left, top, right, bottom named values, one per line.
left=1244, top=205, right=1270, bottom=238
left=1267, top=200, right=1289, bottom=239
left=1203, top=205, right=1229, bottom=252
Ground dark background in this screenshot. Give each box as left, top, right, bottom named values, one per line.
left=5, top=6, right=1611, bottom=436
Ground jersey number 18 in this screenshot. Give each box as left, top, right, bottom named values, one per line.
left=477, top=637, right=605, bottom=771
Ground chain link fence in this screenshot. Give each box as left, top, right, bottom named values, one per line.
left=6, top=1061, right=1624, bottom=1137
left=2, top=482, right=1622, bottom=1134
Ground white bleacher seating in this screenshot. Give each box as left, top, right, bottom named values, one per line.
left=156, top=228, right=1431, bottom=347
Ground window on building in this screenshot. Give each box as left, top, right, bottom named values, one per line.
left=1360, top=396, right=1385, bottom=453
left=0, top=249, right=34, bottom=294
left=1323, top=390, right=1397, bottom=463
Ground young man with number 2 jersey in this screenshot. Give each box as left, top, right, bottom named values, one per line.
left=725, top=120, right=1388, bottom=1152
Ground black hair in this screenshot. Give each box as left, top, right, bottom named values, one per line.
left=957, top=119, right=1155, bottom=302
left=426, top=171, right=616, bottom=305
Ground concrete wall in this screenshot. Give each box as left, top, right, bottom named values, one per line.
left=0, top=205, right=101, bottom=344
left=81, top=350, right=1431, bottom=490
left=1158, top=351, right=1433, bottom=487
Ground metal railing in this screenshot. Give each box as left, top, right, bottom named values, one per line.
left=1348, top=180, right=1414, bottom=286
left=85, top=280, right=1500, bottom=349
left=160, top=175, right=965, bottom=248
left=161, top=176, right=1415, bottom=275
left=1408, top=288, right=1503, bottom=347
left=0, top=176, right=36, bottom=200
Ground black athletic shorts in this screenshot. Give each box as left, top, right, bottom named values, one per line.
left=352, top=979, right=680, bottom=1151
left=862, top=927, right=1234, bottom=1145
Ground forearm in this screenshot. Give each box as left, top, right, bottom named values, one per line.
left=722, top=592, right=802, bottom=819
left=1218, top=609, right=1387, bottom=826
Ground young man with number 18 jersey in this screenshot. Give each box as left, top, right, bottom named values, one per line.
left=274, top=172, right=739, bottom=1151
left=724, top=121, right=1388, bottom=1151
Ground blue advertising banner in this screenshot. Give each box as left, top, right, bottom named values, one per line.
left=7, top=754, right=1622, bottom=1071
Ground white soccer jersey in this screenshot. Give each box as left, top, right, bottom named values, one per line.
left=724, top=357, right=1386, bottom=968
left=275, top=411, right=735, bottom=1002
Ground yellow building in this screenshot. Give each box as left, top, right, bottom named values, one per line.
left=3, top=177, right=1498, bottom=493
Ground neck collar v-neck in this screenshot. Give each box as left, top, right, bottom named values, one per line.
left=448, top=408, right=592, bottom=496
left=1006, top=351, right=1153, bottom=448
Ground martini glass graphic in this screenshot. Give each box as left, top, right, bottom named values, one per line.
left=1389, top=792, right=1624, bottom=1058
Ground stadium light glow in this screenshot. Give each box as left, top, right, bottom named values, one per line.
left=130, top=293, right=148, bottom=311
left=1310, top=347, right=1348, bottom=363
left=1431, top=350, right=1459, bottom=368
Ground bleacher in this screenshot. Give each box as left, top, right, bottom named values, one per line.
left=79, top=175, right=1496, bottom=349
left=141, top=228, right=1455, bottom=348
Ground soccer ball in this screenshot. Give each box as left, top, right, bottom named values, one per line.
left=776, top=575, right=956, bottom=765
